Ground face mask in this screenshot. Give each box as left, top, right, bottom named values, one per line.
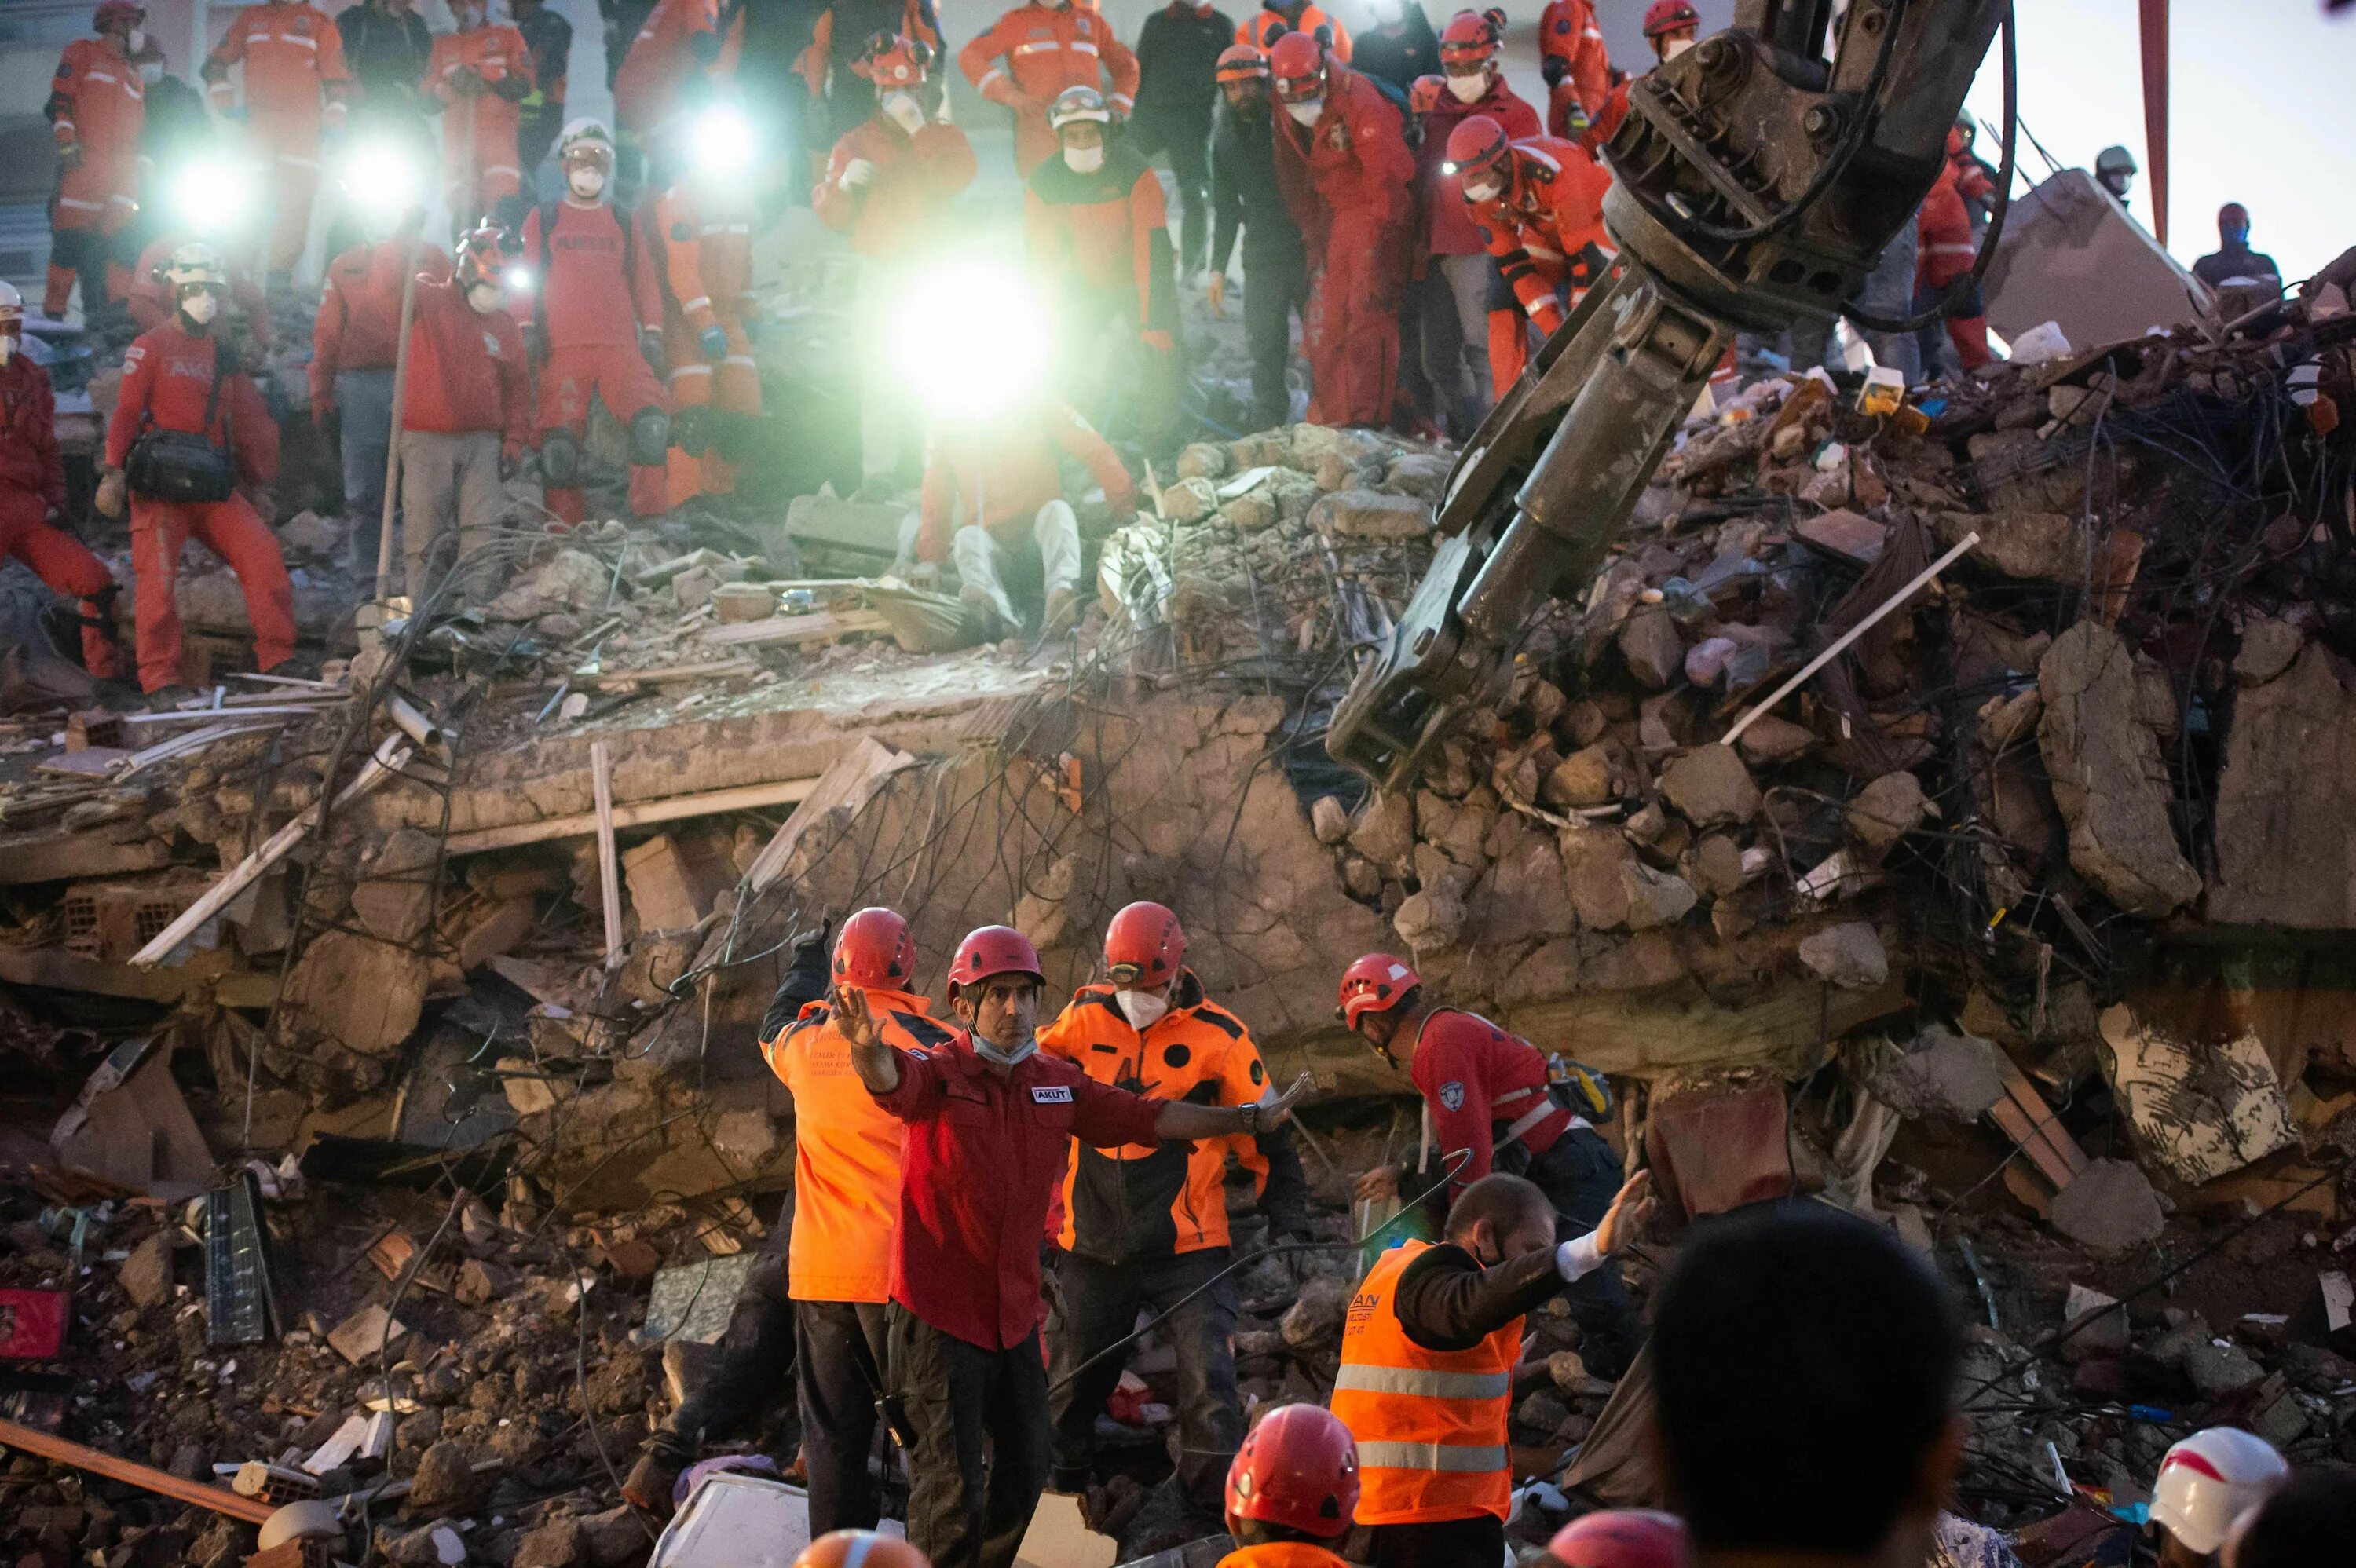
left=1462, top=177, right=1502, bottom=203
left=1286, top=98, right=1323, bottom=126
left=567, top=165, right=607, bottom=199
left=881, top=91, right=925, bottom=135
left=466, top=281, right=503, bottom=314
left=1663, top=35, right=1695, bottom=60
left=139, top=60, right=163, bottom=83
left=2224, top=225, right=2251, bottom=248
left=0, top=334, right=13, bottom=365
left=1115, top=989, right=1170, bottom=1030
left=1063, top=144, right=1104, bottom=174
left=1446, top=72, right=1486, bottom=104
left=126, top=28, right=147, bottom=53
left=969, top=1029, right=1038, bottom=1069
left=181, top=291, right=219, bottom=327
left=455, top=5, right=483, bottom=26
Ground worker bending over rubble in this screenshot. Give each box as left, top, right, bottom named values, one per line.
left=1337, top=953, right=1642, bottom=1374
left=1039, top=902, right=1311, bottom=1507
left=99, top=243, right=292, bottom=700
left=1538, top=0, right=1610, bottom=142
left=397, top=224, right=529, bottom=609
left=1446, top=111, right=1612, bottom=389
left=1219, top=1403, right=1360, bottom=1568
left=1331, top=1171, right=1652, bottom=1568
left=0, top=282, right=119, bottom=680
left=835, top=923, right=1309, bottom=1568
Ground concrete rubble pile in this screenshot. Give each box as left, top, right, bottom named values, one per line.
left=2, top=297, right=2355, bottom=1563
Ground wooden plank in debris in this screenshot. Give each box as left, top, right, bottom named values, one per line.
left=1794, top=509, right=1888, bottom=568
left=701, top=607, right=891, bottom=649
left=0, top=824, right=174, bottom=885
left=1985, top=1056, right=2089, bottom=1190
left=0, top=1417, right=273, bottom=1524
left=441, top=777, right=822, bottom=857
left=744, top=737, right=918, bottom=893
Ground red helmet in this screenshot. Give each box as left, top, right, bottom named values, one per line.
left=455, top=223, right=511, bottom=291
left=947, top=925, right=1044, bottom=993
left=835, top=907, right=916, bottom=991
left=1103, top=902, right=1184, bottom=988
left=1643, top=1, right=1701, bottom=39
left=1268, top=30, right=1325, bottom=101
left=1336, top=953, right=1420, bottom=1028
left=795, top=1532, right=932, bottom=1568
left=1549, top=1511, right=1692, bottom=1568
left=93, top=2, right=144, bottom=34
left=1437, top=9, right=1500, bottom=67
left=1225, top=1404, right=1359, bottom=1540
left=854, top=31, right=932, bottom=88
left=1216, top=43, right=1270, bottom=83
left=1408, top=75, right=1447, bottom=115
left=1443, top=115, right=1513, bottom=193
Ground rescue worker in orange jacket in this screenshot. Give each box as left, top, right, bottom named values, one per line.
left=46, top=2, right=148, bottom=328
left=958, top=0, right=1140, bottom=177
left=650, top=109, right=763, bottom=509
left=613, top=0, right=744, bottom=144
left=1268, top=30, right=1413, bottom=429
left=1582, top=0, right=1696, bottom=152
left=1218, top=1405, right=1360, bottom=1568
left=0, top=282, right=120, bottom=681
left=1331, top=1172, right=1652, bottom=1568
left=97, top=243, right=292, bottom=699
left=514, top=120, right=670, bottom=525
left=1039, top=903, right=1311, bottom=1505
left=799, top=0, right=945, bottom=144
left=1238, top=0, right=1351, bottom=61
left=422, top=0, right=535, bottom=231
left=1447, top=115, right=1612, bottom=389
left=203, top=0, right=353, bottom=285
left=311, top=211, right=449, bottom=543
left=1537, top=0, right=1608, bottom=141
left=1915, top=127, right=1991, bottom=376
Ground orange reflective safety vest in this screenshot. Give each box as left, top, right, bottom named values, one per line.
left=1538, top=0, right=1610, bottom=124
left=1038, top=976, right=1277, bottom=1260
left=1330, top=1240, right=1517, bottom=1525
left=204, top=3, right=350, bottom=126
left=46, top=38, right=145, bottom=237
left=760, top=988, right=950, bottom=1302
left=424, top=24, right=533, bottom=207
left=958, top=2, right=1140, bottom=174
left=1215, top=1545, right=1353, bottom=1568
left=1237, top=3, right=1352, bottom=61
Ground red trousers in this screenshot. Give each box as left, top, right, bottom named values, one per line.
left=250, top=111, right=324, bottom=276
left=1306, top=211, right=1403, bottom=428
left=1948, top=314, right=1992, bottom=371
left=47, top=146, right=138, bottom=318
left=1, top=488, right=118, bottom=678
left=537, top=339, right=670, bottom=524
left=664, top=307, right=759, bottom=506
left=128, top=492, right=295, bottom=692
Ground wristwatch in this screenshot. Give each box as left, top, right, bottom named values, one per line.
left=1239, top=1102, right=1261, bottom=1135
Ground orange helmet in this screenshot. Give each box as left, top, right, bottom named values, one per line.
left=1216, top=43, right=1270, bottom=83
left=1227, top=1405, right=1359, bottom=1539
left=1103, top=902, right=1184, bottom=988
left=854, top=31, right=933, bottom=87
left=835, top=907, right=916, bottom=991
left=795, top=1532, right=932, bottom=1568
left=947, top=925, right=1044, bottom=995
left=1337, top=953, right=1420, bottom=1028
left=1268, top=30, right=1325, bottom=101
left=1408, top=74, right=1447, bottom=115
left=1438, top=9, right=1501, bottom=67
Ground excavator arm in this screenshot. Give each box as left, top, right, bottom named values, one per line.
left=1328, top=0, right=2009, bottom=788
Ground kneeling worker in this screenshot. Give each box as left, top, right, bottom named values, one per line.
left=1220, top=1404, right=1360, bottom=1568
left=835, top=925, right=1309, bottom=1568
left=1331, top=1171, right=1652, bottom=1568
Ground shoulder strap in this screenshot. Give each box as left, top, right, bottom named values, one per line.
left=533, top=199, right=558, bottom=343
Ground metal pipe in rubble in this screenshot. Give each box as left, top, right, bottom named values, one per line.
left=374, top=236, right=423, bottom=605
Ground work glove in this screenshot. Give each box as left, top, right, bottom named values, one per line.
left=58, top=141, right=83, bottom=172
left=840, top=157, right=876, bottom=191
left=450, top=64, right=485, bottom=96
left=699, top=324, right=728, bottom=362
left=94, top=468, right=126, bottom=519
left=640, top=327, right=668, bottom=378
left=1542, top=55, right=1568, bottom=89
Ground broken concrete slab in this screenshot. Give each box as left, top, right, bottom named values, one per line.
left=1306, top=489, right=1428, bottom=541
left=284, top=930, right=432, bottom=1056
left=327, top=1303, right=409, bottom=1365
left=1617, top=608, right=1685, bottom=689
left=1846, top=771, right=1928, bottom=853
left=1659, top=745, right=1759, bottom=828
left=1798, top=922, right=1889, bottom=989
left=2100, top=1004, right=2296, bottom=1185
left=623, top=835, right=720, bottom=934
left=2047, top=1158, right=2165, bottom=1255
left=1867, top=1025, right=2007, bottom=1122
left=2233, top=617, right=2303, bottom=686
left=2037, top=621, right=2201, bottom=917
left=2209, top=643, right=2356, bottom=928
left=1938, top=509, right=2081, bottom=582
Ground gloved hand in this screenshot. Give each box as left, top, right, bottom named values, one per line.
left=94, top=468, right=126, bottom=519
left=1541, top=55, right=1568, bottom=89
left=699, top=323, right=728, bottom=361
left=640, top=327, right=668, bottom=378
left=840, top=157, right=876, bottom=191
left=1205, top=270, right=1226, bottom=315
left=1562, top=99, right=1591, bottom=139
left=58, top=141, right=83, bottom=172
left=450, top=63, right=485, bottom=96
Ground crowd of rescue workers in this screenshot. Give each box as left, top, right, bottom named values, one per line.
left=11, top=2, right=2342, bottom=1567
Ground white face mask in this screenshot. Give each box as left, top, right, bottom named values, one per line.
left=1446, top=71, right=1487, bottom=104
left=180, top=291, right=219, bottom=326
left=1115, top=989, right=1171, bottom=1031
left=881, top=90, right=925, bottom=135
left=455, top=5, right=483, bottom=27
left=969, top=1029, right=1038, bottom=1069
left=0, top=334, right=13, bottom=364
left=1462, top=177, right=1502, bottom=203
left=140, top=60, right=164, bottom=83
left=1663, top=35, right=1695, bottom=60
left=466, top=281, right=503, bottom=314
left=1286, top=98, right=1323, bottom=126
left=1063, top=143, right=1104, bottom=174
left=126, top=27, right=148, bottom=53
left=567, top=165, right=607, bottom=199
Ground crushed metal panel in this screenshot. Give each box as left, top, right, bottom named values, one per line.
left=1015, top=1491, right=1120, bottom=1568
left=203, top=1171, right=278, bottom=1346
left=2098, top=1004, right=2295, bottom=1186
left=640, top=1254, right=759, bottom=1345
left=649, top=1472, right=823, bottom=1566
left=1984, top=169, right=2208, bottom=349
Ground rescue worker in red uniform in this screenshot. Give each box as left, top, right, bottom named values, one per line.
left=652, top=110, right=763, bottom=509
left=1447, top=115, right=1613, bottom=389
left=1238, top=0, right=1351, bottom=61
left=1037, top=903, right=1311, bottom=1506
left=1332, top=1172, right=1652, bottom=1568
left=126, top=236, right=270, bottom=343
left=1217, top=1404, right=1361, bottom=1568
left=1335, top=952, right=1644, bottom=1375
left=1915, top=127, right=1992, bottom=375
left=514, top=121, right=670, bottom=526
left=959, top=0, right=1140, bottom=178
left=613, top=0, right=744, bottom=145
left=813, top=34, right=974, bottom=485
left=0, top=283, right=119, bottom=680
left=799, top=0, right=946, bottom=144
left=312, top=214, right=450, bottom=547
left=832, top=923, right=1309, bottom=1568
left=1538, top=0, right=1609, bottom=141
left=1582, top=1, right=1696, bottom=153
left=1411, top=12, right=1537, bottom=433
left=422, top=1, right=535, bottom=231
left=1268, top=30, right=1413, bottom=429
left=398, top=225, right=529, bottom=606
left=46, top=2, right=147, bottom=329
left=97, top=243, right=292, bottom=699
left=203, top=0, right=353, bottom=286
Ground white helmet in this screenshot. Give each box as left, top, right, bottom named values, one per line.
left=2150, top=1427, right=2288, bottom=1556
left=557, top=118, right=616, bottom=170
left=0, top=280, right=20, bottom=327
left=163, top=241, right=226, bottom=290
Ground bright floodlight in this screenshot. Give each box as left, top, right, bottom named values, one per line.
left=692, top=104, right=755, bottom=178
left=340, top=138, right=423, bottom=227
left=887, top=258, right=1052, bottom=422
left=170, top=156, right=255, bottom=235
left=503, top=264, right=534, bottom=297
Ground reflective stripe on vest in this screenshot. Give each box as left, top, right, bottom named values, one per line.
left=1330, top=1239, right=1519, bottom=1525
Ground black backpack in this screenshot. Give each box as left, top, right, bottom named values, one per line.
left=126, top=345, right=236, bottom=504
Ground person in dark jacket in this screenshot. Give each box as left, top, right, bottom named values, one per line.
left=337, top=0, right=434, bottom=115
left=2193, top=203, right=2283, bottom=298
left=510, top=0, right=574, bottom=188
left=1206, top=44, right=1305, bottom=431
left=1131, top=2, right=1237, bottom=279
left=1352, top=0, right=1439, bottom=94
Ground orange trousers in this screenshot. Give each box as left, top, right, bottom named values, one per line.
left=1, top=488, right=118, bottom=678
left=251, top=110, right=324, bottom=276
left=664, top=308, right=759, bottom=506
left=128, top=492, right=294, bottom=692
